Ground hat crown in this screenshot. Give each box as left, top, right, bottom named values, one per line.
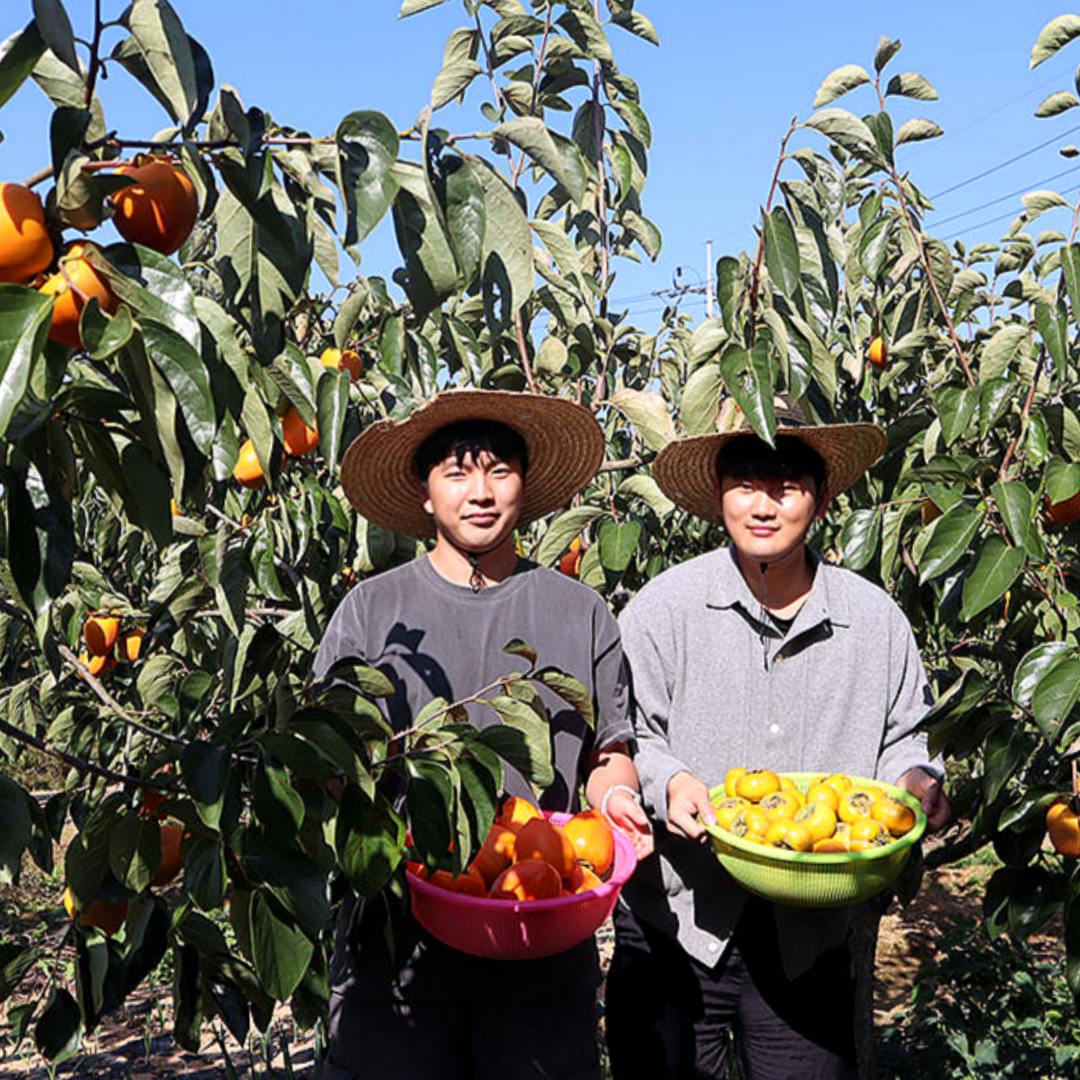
left=715, top=393, right=809, bottom=435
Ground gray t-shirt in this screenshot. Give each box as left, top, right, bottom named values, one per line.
left=313, top=555, right=632, bottom=807
left=313, top=555, right=633, bottom=1002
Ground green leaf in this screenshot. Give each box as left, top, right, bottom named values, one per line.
left=250, top=893, right=314, bottom=1001
left=0, top=285, right=52, bottom=441
left=1046, top=456, right=1080, bottom=502
left=494, top=117, right=587, bottom=204
left=431, top=57, right=482, bottom=109
left=181, top=742, right=230, bottom=832
left=502, top=638, right=538, bottom=667
left=405, top=757, right=455, bottom=863
left=1035, top=302, right=1069, bottom=371
left=556, top=8, right=612, bottom=62
left=885, top=72, right=938, bottom=100
left=805, top=108, right=877, bottom=155
left=763, top=206, right=801, bottom=298
left=32, top=0, right=78, bottom=74
left=108, top=814, right=157, bottom=894
left=719, top=339, right=775, bottom=445
left=992, top=480, right=1035, bottom=553
left=935, top=386, right=979, bottom=446
left=34, top=988, right=81, bottom=1062
left=874, top=36, right=902, bottom=73
left=1036, top=91, right=1080, bottom=117
left=980, top=323, right=1029, bottom=382
left=392, top=162, right=462, bottom=319
left=125, top=0, right=200, bottom=128
left=896, top=118, right=944, bottom=145
left=101, top=243, right=200, bottom=343
left=533, top=667, right=594, bottom=729
left=598, top=519, right=642, bottom=575
left=839, top=509, right=880, bottom=572
left=0, top=943, right=42, bottom=1002
left=1023, top=189, right=1068, bottom=217
left=960, top=537, right=1025, bottom=622
left=1066, top=879, right=1080, bottom=1005
left=476, top=159, right=534, bottom=325
left=681, top=361, right=723, bottom=435
left=0, top=777, right=32, bottom=885
left=1061, top=244, right=1080, bottom=321
left=617, top=474, right=675, bottom=516
left=916, top=502, right=982, bottom=583
left=1031, top=14, right=1080, bottom=69
left=335, top=111, right=400, bottom=249
left=488, top=695, right=555, bottom=788
left=0, top=23, right=46, bottom=111
left=316, top=367, right=349, bottom=468
left=141, top=318, right=216, bottom=458
left=435, top=155, right=486, bottom=287
left=609, top=10, right=659, bottom=46
left=609, top=387, right=674, bottom=451
left=715, top=257, right=740, bottom=336
left=535, top=504, right=604, bottom=565
left=399, top=0, right=451, bottom=15
left=335, top=787, right=405, bottom=899
left=813, top=64, right=870, bottom=107
left=1032, top=656, right=1080, bottom=735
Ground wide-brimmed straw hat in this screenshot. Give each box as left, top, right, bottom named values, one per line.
left=654, top=395, right=886, bottom=523
left=340, top=390, right=604, bottom=537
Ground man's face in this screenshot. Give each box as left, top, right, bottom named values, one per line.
left=718, top=472, right=824, bottom=565
left=421, top=448, right=525, bottom=552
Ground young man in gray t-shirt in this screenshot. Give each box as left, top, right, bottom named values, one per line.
left=314, top=391, right=651, bottom=1080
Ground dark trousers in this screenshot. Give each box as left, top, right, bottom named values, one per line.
left=606, top=902, right=857, bottom=1080
left=322, top=922, right=601, bottom=1080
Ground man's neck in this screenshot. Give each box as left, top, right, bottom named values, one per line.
left=427, top=534, right=519, bottom=587
left=733, top=544, right=815, bottom=617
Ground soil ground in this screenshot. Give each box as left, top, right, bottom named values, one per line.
left=0, top=850, right=1048, bottom=1079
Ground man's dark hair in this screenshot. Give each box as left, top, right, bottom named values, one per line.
left=716, top=434, right=827, bottom=493
left=413, top=419, right=529, bottom=481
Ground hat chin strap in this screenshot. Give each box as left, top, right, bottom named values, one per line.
left=441, top=531, right=516, bottom=593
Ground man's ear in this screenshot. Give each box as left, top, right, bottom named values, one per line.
left=416, top=476, right=433, bottom=516
left=814, top=483, right=832, bottom=521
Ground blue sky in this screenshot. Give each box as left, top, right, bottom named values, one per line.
left=3, top=1, right=1080, bottom=330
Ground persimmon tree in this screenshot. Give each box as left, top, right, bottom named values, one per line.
left=6, top=0, right=1080, bottom=1071
left=0, top=0, right=670, bottom=1063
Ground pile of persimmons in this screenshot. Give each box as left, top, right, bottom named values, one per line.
left=712, top=768, right=917, bottom=853
left=409, top=797, right=616, bottom=901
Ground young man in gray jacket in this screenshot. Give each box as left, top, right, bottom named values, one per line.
left=605, top=398, right=950, bottom=1080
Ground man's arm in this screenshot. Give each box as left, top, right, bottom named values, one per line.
left=619, top=601, right=716, bottom=844
left=881, top=607, right=951, bottom=833
left=584, top=742, right=653, bottom=860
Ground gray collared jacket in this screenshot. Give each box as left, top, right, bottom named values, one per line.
left=618, top=544, right=939, bottom=978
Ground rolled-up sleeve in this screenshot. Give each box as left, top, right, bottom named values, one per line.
left=619, top=599, right=694, bottom=825
left=876, top=605, right=941, bottom=784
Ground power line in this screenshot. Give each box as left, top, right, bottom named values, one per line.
left=928, top=164, right=1078, bottom=229
left=942, top=180, right=1080, bottom=241
left=930, top=123, right=1080, bottom=200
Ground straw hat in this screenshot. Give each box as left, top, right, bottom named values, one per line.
left=654, top=395, right=886, bottom=523
left=340, top=390, right=604, bottom=537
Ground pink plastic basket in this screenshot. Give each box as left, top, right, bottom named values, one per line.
left=407, top=811, right=638, bottom=960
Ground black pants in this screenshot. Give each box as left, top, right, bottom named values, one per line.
left=322, top=921, right=601, bottom=1080
left=606, top=902, right=857, bottom=1080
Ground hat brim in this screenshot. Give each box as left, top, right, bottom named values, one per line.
left=654, top=423, right=886, bottom=523
left=340, top=391, right=605, bottom=537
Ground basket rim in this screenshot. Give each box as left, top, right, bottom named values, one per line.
left=703, top=772, right=927, bottom=865
left=406, top=809, right=637, bottom=912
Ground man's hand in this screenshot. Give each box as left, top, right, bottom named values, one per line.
left=897, top=767, right=951, bottom=832
left=603, top=789, right=655, bottom=861
left=666, top=770, right=716, bottom=842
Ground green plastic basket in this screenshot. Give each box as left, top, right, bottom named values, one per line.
left=703, top=772, right=927, bottom=909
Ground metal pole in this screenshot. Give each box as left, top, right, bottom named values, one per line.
left=705, top=238, right=714, bottom=318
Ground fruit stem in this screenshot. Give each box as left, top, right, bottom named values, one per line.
left=84, top=0, right=105, bottom=110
